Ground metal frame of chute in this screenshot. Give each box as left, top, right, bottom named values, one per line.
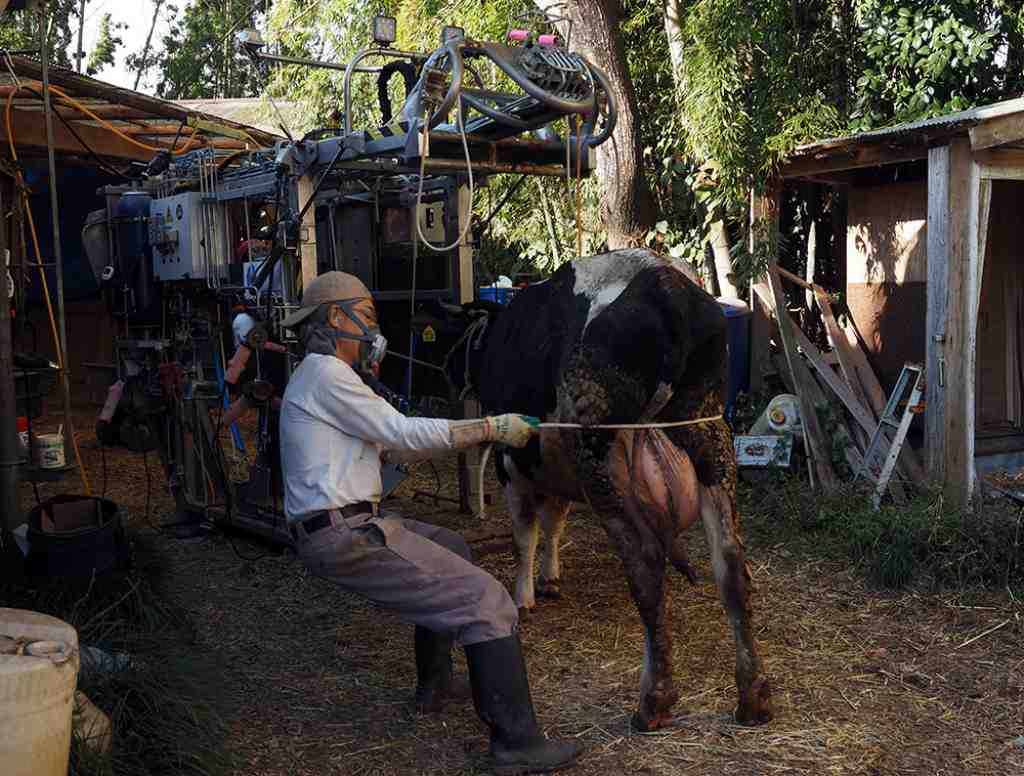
left=140, top=22, right=621, bottom=543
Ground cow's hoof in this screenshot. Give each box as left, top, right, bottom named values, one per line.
left=630, top=709, right=673, bottom=732
left=537, top=577, right=562, bottom=600
left=734, top=678, right=773, bottom=726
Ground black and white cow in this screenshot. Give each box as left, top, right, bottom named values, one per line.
left=432, top=248, right=772, bottom=731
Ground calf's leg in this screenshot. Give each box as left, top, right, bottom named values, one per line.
left=699, top=484, right=772, bottom=725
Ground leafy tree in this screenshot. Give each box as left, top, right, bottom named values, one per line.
left=152, top=0, right=271, bottom=99
left=0, top=0, right=78, bottom=68
left=851, top=0, right=1008, bottom=129
left=85, top=13, right=125, bottom=77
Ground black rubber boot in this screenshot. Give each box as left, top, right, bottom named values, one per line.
left=465, top=634, right=583, bottom=775
left=414, top=626, right=469, bottom=713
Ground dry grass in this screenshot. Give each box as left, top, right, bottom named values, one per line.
left=12, top=409, right=1024, bottom=775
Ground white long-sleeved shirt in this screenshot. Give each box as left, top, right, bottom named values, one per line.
left=279, top=353, right=452, bottom=522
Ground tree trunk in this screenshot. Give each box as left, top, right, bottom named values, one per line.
left=75, top=0, right=87, bottom=73
left=708, top=220, right=738, bottom=298
left=133, top=0, right=164, bottom=91
left=535, top=0, right=657, bottom=249
left=663, top=0, right=686, bottom=83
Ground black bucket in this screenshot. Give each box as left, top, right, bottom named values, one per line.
left=26, top=495, right=128, bottom=580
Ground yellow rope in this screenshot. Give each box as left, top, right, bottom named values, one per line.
left=5, top=87, right=93, bottom=494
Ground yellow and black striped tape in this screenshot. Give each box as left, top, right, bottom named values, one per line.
left=363, top=121, right=410, bottom=142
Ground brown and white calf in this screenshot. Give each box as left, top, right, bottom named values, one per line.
left=440, top=249, right=772, bottom=731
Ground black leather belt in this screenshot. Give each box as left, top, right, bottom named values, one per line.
left=290, top=501, right=376, bottom=541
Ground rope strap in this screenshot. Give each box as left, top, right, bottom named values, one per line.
left=536, top=414, right=723, bottom=430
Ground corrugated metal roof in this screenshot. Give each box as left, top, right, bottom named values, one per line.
left=792, top=95, right=1024, bottom=155
left=0, top=55, right=282, bottom=161
left=174, top=98, right=299, bottom=139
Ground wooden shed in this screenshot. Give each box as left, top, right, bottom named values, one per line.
left=753, top=97, right=1024, bottom=506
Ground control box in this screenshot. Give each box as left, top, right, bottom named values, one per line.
left=150, top=192, right=210, bottom=281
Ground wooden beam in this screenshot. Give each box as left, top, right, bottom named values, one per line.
left=926, top=145, right=949, bottom=483
left=761, top=269, right=839, bottom=490
left=969, top=112, right=1024, bottom=151
left=296, top=174, right=318, bottom=293
left=0, top=104, right=152, bottom=161
left=937, top=138, right=977, bottom=506
left=781, top=142, right=928, bottom=179
left=1, top=56, right=280, bottom=146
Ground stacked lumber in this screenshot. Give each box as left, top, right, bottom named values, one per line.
left=751, top=266, right=927, bottom=498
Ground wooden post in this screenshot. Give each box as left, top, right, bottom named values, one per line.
left=297, top=174, right=318, bottom=292
left=925, top=145, right=949, bottom=485
left=929, top=138, right=983, bottom=507
left=749, top=180, right=781, bottom=392
left=456, top=184, right=482, bottom=514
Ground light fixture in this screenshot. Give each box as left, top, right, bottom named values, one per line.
left=441, top=25, right=465, bottom=44
left=234, top=29, right=265, bottom=53
left=372, top=15, right=397, bottom=46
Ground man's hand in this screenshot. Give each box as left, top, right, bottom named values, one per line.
left=484, top=414, right=540, bottom=448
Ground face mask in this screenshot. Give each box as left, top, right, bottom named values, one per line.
left=331, top=300, right=388, bottom=374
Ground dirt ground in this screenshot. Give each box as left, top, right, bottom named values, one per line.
left=18, top=410, right=1024, bottom=776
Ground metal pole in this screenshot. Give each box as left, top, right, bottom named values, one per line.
left=0, top=180, right=23, bottom=540
left=40, top=3, right=76, bottom=477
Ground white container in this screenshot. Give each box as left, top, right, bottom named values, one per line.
left=766, top=394, right=801, bottom=434
left=0, top=608, right=80, bottom=776
left=33, top=433, right=65, bottom=470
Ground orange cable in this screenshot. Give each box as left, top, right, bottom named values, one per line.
left=6, top=87, right=92, bottom=495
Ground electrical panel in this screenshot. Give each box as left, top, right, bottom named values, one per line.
left=150, top=192, right=211, bottom=282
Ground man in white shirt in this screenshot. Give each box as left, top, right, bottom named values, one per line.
left=278, top=272, right=582, bottom=774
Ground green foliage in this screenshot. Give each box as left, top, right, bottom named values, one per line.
left=154, top=0, right=270, bottom=99
left=0, top=1, right=77, bottom=68
left=852, top=0, right=1006, bottom=129
left=86, top=14, right=125, bottom=77
left=741, top=479, right=1024, bottom=591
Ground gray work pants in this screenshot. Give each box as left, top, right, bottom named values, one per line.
left=295, top=510, right=518, bottom=645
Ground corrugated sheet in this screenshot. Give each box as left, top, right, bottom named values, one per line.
left=793, top=95, right=1024, bottom=155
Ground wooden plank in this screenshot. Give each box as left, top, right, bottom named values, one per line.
left=969, top=112, right=1024, bottom=151
left=814, top=288, right=870, bottom=408
left=788, top=317, right=878, bottom=435
left=940, top=138, right=976, bottom=506
left=781, top=142, right=929, bottom=179
left=763, top=269, right=839, bottom=489
left=814, top=287, right=876, bottom=472
left=0, top=104, right=152, bottom=161
left=926, top=145, right=949, bottom=482
left=775, top=264, right=814, bottom=290
left=3, top=55, right=280, bottom=146
left=296, top=174, right=319, bottom=293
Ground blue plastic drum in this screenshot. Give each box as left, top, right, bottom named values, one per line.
left=717, top=297, right=752, bottom=424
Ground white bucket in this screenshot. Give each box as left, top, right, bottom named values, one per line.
left=33, top=433, right=65, bottom=470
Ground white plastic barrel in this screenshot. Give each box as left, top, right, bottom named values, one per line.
left=0, top=608, right=80, bottom=776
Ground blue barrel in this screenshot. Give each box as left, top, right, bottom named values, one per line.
left=717, top=297, right=752, bottom=423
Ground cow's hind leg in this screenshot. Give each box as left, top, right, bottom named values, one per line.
left=537, top=497, right=570, bottom=600
left=602, top=514, right=678, bottom=732
left=503, top=473, right=540, bottom=616
left=699, top=484, right=772, bottom=725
